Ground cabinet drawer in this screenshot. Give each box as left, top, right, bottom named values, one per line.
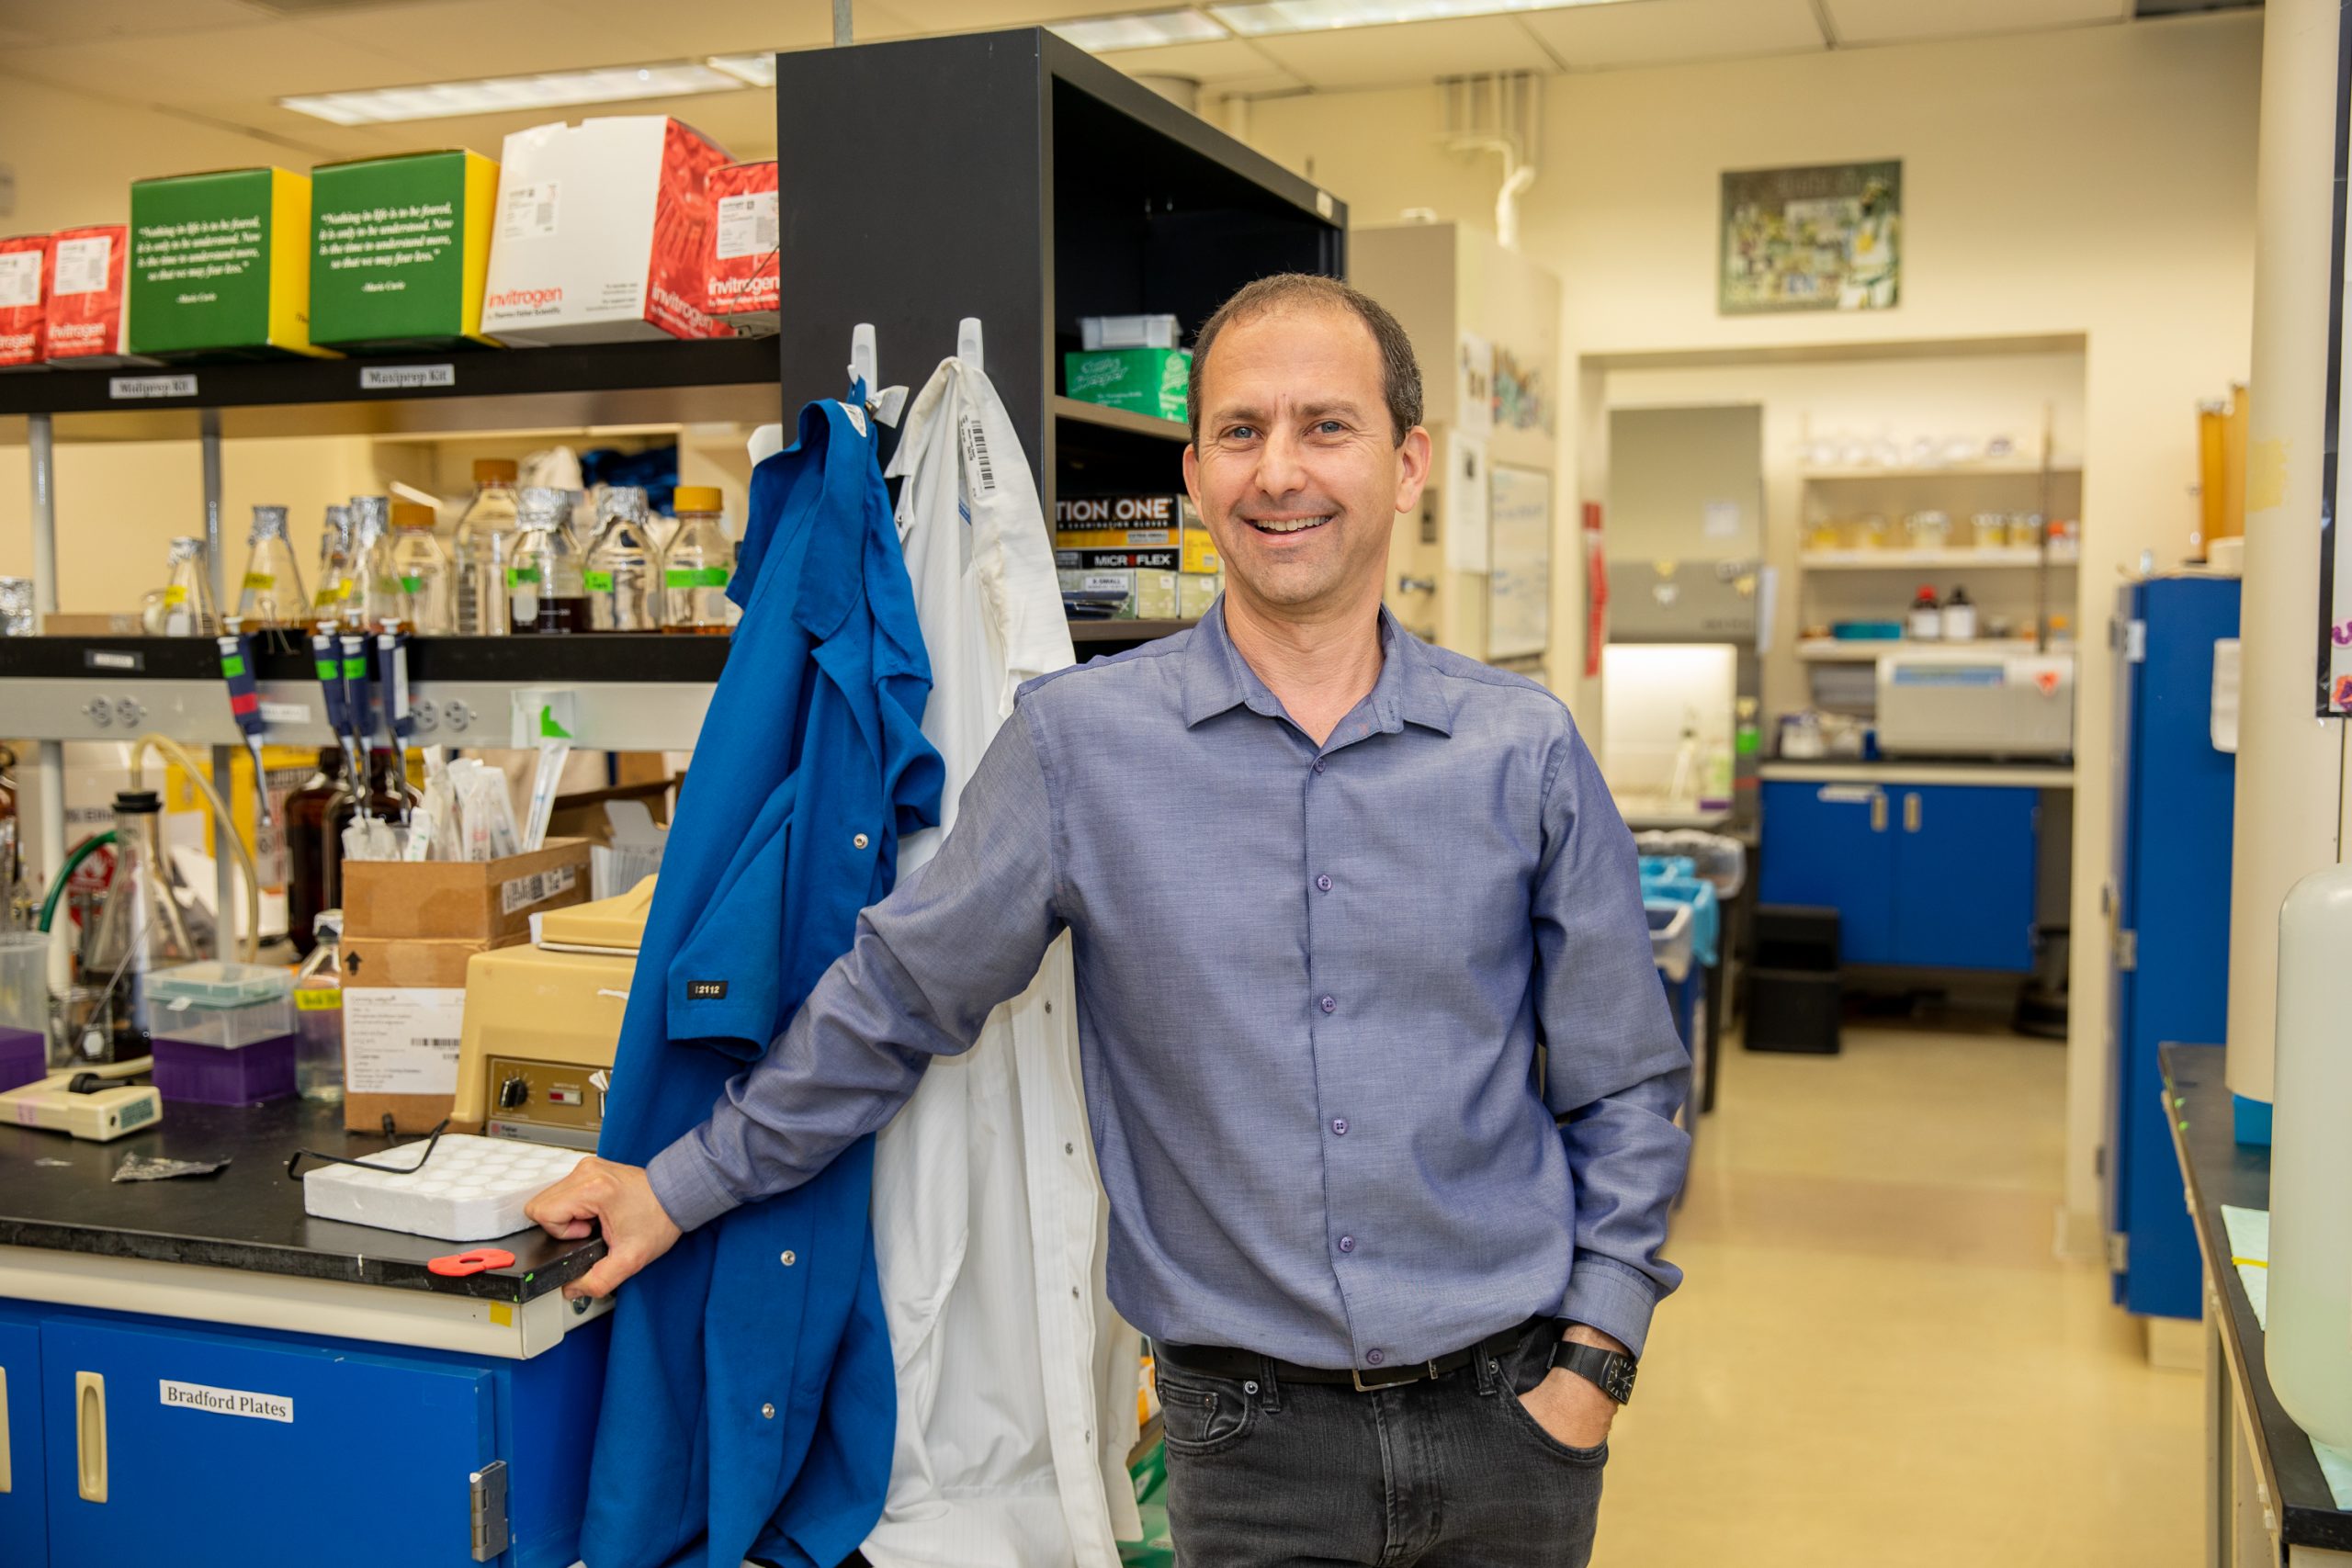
left=0, top=1310, right=43, bottom=1567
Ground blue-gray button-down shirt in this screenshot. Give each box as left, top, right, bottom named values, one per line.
left=650, top=604, right=1691, bottom=1366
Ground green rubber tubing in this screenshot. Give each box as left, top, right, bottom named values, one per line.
left=36, top=829, right=115, bottom=934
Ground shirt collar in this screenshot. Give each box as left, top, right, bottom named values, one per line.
left=1182, top=599, right=1453, bottom=737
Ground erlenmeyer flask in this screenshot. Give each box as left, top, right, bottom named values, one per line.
left=156, top=536, right=219, bottom=637
left=74, top=790, right=204, bottom=1064
left=313, top=503, right=354, bottom=623
left=236, top=505, right=310, bottom=630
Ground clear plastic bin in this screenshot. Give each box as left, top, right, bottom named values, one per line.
left=0, top=931, right=48, bottom=1090
left=1634, top=830, right=1747, bottom=899
left=148, top=994, right=295, bottom=1049
left=1646, top=900, right=1695, bottom=984
left=146, top=961, right=293, bottom=1009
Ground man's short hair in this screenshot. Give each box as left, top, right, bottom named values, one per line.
left=1187, top=274, right=1424, bottom=448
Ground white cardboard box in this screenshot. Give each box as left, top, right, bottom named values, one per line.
left=480, top=116, right=733, bottom=345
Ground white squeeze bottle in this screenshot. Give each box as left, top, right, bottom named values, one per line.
left=2267, top=863, right=2352, bottom=1449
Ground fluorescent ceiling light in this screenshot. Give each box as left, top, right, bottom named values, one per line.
left=707, top=53, right=776, bottom=87
left=1051, top=9, right=1231, bottom=50
left=1211, top=0, right=1633, bottom=35
left=281, top=62, right=743, bottom=126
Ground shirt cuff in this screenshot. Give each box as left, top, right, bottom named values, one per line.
left=645, top=1135, right=744, bottom=1234
left=1556, top=1250, right=1663, bottom=1359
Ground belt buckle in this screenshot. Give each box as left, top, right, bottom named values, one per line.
left=1350, top=1359, right=1442, bottom=1393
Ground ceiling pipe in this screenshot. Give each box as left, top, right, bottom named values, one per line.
left=1441, top=72, right=1542, bottom=249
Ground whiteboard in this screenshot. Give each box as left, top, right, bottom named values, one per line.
left=1487, top=464, right=1552, bottom=660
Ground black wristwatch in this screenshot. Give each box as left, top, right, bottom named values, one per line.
left=1547, top=1339, right=1638, bottom=1405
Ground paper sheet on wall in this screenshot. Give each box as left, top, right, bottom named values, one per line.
left=1445, top=432, right=1490, bottom=574
left=2211, top=637, right=2241, bottom=753
left=1487, top=465, right=1551, bottom=660
left=1455, top=332, right=1493, bottom=438
left=1702, top=501, right=1742, bottom=540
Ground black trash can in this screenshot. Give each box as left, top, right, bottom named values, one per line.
left=1745, top=905, right=1841, bottom=1055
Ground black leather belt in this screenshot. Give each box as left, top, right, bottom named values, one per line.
left=1157, top=1317, right=1548, bottom=1393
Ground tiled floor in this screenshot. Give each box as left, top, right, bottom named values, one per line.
left=1595, top=1020, right=2201, bottom=1566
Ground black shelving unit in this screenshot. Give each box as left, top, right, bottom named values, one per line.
left=772, top=27, right=1346, bottom=504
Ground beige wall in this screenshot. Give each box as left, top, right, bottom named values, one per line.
left=1242, top=11, right=2262, bottom=1248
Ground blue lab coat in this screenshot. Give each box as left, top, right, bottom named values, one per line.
left=587, top=392, right=943, bottom=1568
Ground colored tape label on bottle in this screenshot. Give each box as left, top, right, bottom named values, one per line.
left=665, top=566, right=729, bottom=589
left=242, top=572, right=275, bottom=592
left=506, top=568, right=541, bottom=587
left=584, top=570, right=615, bottom=592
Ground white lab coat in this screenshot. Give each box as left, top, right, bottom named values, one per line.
left=862, top=356, right=1143, bottom=1568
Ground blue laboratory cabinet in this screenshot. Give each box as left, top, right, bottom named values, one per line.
left=0, top=1304, right=606, bottom=1568
left=1759, top=780, right=2040, bottom=972
left=2105, top=574, right=2239, bottom=1320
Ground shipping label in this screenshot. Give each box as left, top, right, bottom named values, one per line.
left=499, top=863, right=579, bottom=916
left=503, top=182, right=560, bottom=241
left=51, top=233, right=111, bottom=296
left=714, top=190, right=777, bottom=260
left=345, top=987, right=466, bottom=1095
left=0, top=251, right=40, bottom=309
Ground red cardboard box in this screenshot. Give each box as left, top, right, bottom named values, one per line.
left=481, top=117, right=732, bottom=344
left=44, top=225, right=133, bottom=365
left=704, top=160, right=777, bottom=333
left=0, top=234, right=44, bottom=370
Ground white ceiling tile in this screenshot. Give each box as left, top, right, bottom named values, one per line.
left=1097, top=37, right=1290, bottom=83
left=875, top=0, right=1179, bottom=29
left=6, top=26, right=425, bottom=106
left=1823, top=0, right=2125, bottom=45
left=1523, top=0, right=1824, bottom=69
left=299, top=0, right=679, bottom=76
left=0, top=0, right=267, bottom=47
left=1249, top=14, right=1554, bottom=90
left=549, top=0, right=838, bottom=58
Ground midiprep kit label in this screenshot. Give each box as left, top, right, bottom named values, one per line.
left=160, top=1379, right=294, bottom=1423
left=108, top=374, right=197, bottom=400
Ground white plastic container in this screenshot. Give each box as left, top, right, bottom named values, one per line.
left=2267, top=863, right=2352, bottom=1449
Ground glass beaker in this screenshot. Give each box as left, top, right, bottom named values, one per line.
left=74, top=789, right=204, bottom=1064
left=454, top=458, right=520, bottom=636
left=236, top=505, right=311, bottom=629
left=388, top=502, right=454, bottom=633
left=662, top=486, right=735, bottom=633
left=585, top=487, right=660, bottom=632
left=152, top=536, right=219, bottom=637
left=509, top=486, right=587, bottom=633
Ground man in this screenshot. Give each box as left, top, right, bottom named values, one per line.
left=529, top=274, right=1690, bottom=1567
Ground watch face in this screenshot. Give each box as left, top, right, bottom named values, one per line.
left=1606, top=1359, right=1637, bottom=1403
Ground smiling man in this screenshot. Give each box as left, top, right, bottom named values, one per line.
left=528, top=274, right=1690, bottom=1568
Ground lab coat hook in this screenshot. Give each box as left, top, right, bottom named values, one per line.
left=956, top=317, right=983, bottom=375
left=849, top=322, right=877, bottom=407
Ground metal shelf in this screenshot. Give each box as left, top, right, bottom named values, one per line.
left=0, top=336, right=784, bottom=443
left=1796, top=637, right=2044, bottom=661
left=1052, top=396, right=1187, bottom=444
left=1800, top=463, right=2082, bottom=481
left=1800, top=547, right=2076, bottom=570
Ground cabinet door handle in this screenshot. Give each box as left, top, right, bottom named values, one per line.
left=1904, top=793, right=1922, bottom=833
left=0, top=1364, right=11, bottom=1495
left=1870, top=792, right=1888, bottom=832
left=75, top=1371, right=107, bottom=1504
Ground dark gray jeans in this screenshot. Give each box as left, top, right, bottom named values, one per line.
left=1155, top=1319, right=1607, bottom=1567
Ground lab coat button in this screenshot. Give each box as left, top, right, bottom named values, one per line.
left=853, top=832, right=870, bottom=850
left=761, top=1403, right=775, bottom=1419
left=780, top=1250, right=797, bottom=1267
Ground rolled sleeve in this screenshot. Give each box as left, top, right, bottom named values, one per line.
left=648, top=708, right=1063, bottom=1227
left=1532, top=723, right=1693, bottom=1356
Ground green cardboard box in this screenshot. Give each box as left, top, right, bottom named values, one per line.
left=311, top=151, right=500, bottom=351
left=1064, top=347, right=1189, bottom=421
left=130, top=167, right=330, bottom=359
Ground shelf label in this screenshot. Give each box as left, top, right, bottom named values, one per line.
left=257, top=700, right=310, bottom=727
left=108, top=374, right=197, bottom=400
left=159, top=1379, right=293, bottom=1424
left=359, top=364, right=456, bottom=391
left=85, top=649, right=141, bottom=671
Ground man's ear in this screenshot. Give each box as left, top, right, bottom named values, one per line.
left=1394, top=426, right=1433, bottom=515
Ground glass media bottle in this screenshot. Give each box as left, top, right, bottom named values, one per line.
left=454, top=458, right=520, bottom=636
left=509, top=486, right=587, bottom=633
left=586, top=487, right=660, bottom=632
left=388, top=502, right=454, bottom=633
left=74, top=790, right=203, bottom=1064
left=662, top=486, right=736, bottom=634
left=345, top=495, right=401, bottom=631
left=235, top=505, right=309, bottom=630
left=293, top=908, right=345, bottom=1103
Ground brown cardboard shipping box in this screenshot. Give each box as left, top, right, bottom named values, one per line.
left=341, top=933, right=523, bottom=1133
left=341, top=839, right=591, bottom=943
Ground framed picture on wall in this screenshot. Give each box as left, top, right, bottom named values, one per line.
left=1719, top=160, right=1902, bottom=315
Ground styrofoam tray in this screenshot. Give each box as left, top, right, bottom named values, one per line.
left=301, top=1134, right=585, bottom=1242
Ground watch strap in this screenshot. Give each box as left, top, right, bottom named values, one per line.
left=1547, top=1339, right=1638, bottom=1404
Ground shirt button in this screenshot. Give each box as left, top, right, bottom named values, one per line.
left=1331, top=1118, right=1348, bottom=1135
left=1338, top=1235, right=1355, bottom=1253
left=1319, top=995, right=1337, bottom=1014
left=1313, top=759, right=1326, bottom=773
left=853, top=833, right=870, bottom=851
left=1365, top=1349, right=1385, bottom=1366
left=1316, top=874, right=1332, bottom=893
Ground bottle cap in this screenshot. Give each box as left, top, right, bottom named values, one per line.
left=112, top=790, right=162, bottom=814
left=314, top=908, right=343, bottom=940
left=474, top=458, right=519, bottom=484
left=390, top=502, right=436, bottom=530
left=674, top=486, right=723, bottom=513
